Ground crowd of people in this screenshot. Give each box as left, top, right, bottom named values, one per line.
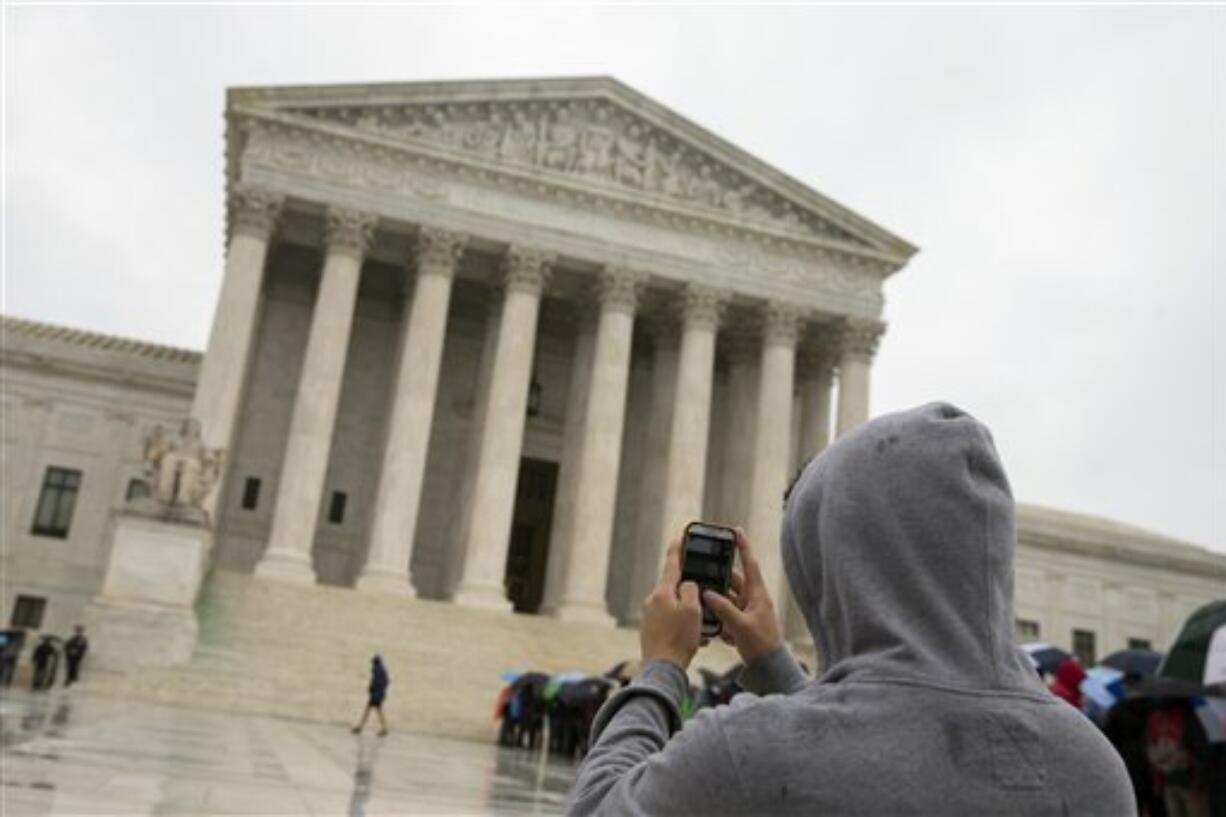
left=0, top=624, right=89, bottom=691
left=1037, top=651, right=1225, bottom=817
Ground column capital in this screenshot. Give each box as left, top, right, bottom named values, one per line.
left=229, top=186, right=284, bottom=240
left=676, top=283, right=730, bottom=331
left=761, top=300, right=805, bottom=348
left=416, top=227, right=468, bottom=278
left=796, top=326, right=841, bottom=379
left=839, top=317, right=887, bottom=362
left=594, top=267, right=648, bottom=315
left=502, top=245, right=556, bottom=295
left=325, top=207, right=378, bottom=259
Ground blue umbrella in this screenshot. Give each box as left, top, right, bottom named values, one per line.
left=1080, top=666, right=1125, bottom=724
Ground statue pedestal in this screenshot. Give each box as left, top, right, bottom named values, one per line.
left=84, top=509, right=211, bottom=669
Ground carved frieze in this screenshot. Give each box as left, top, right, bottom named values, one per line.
left=282, top=99, right=867, bottom=245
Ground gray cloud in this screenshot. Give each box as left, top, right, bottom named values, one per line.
left=5, top=6, right=1221, bottom=550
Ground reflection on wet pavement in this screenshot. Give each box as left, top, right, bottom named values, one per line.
left=1, top=688, right=575, bottom=815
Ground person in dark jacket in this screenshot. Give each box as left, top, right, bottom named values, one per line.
left=31, top=636, right=59, bottom=691
left=352, top=655, right=390, bottom=737
left=569, top=402, right=1133, bottom=816
left=63, top=625, right=89, bottom=687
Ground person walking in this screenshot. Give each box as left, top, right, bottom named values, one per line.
left=569, top=402, right=1133, bottom=816
left=63, top=625, right=89, bottom=687
left=352, top=655, right=390, bottom=737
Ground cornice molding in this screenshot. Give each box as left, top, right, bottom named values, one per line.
left=233, top=110, right=907, bottom=275
left=1018, top=527, right=1226, bottom=580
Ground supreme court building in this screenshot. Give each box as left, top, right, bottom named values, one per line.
left=4, top=79, right=1223, bottom=687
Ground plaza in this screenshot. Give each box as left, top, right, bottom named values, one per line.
left=2, top=688, right=573, bottom=816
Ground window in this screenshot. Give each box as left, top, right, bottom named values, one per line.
left=31, top=467, right=82, bottom=538
left=125, top=478, right=150, bottom=501
left=1128, top=638, right=1152, bottom=651
left=1014, top=619, right=1041, bottom=641
left=241, top=478, right=261, bottom=510
left=1072, top=629, right=1096, bottom=667
left=328, top=491, right=347, bottom=524
left=10, top=596, right=46, bottom=629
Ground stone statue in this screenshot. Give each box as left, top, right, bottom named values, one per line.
left=134, top=418, right=221, bottom=524
left=614, top=123, right=648, bottom=187
left=542, top=106, right=580, bottom=171
left=576, top=106, right=615, bottom=177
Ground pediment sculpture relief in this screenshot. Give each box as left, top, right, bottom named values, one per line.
left=286, top=99, right=866, bottom=246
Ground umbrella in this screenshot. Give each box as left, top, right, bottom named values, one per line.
left=543, top=671, right=586, bottom=702
left=1157, top=600, right=1226, bottom=686
left=1021, top=642, right=1072, bottom=676
left=1100, top=649, right=1164, bottom=679
left=1080, top=666, right=1125, bottom=725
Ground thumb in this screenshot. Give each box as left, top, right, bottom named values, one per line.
left=678, top=581, right=701, bottom=612
left=703, top=590, right=745, bottom=630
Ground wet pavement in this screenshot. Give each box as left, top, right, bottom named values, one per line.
left=1, top=688, right=575, bottom=815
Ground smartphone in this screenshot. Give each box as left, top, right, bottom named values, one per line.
left=681, top=522, right=737, bottom=638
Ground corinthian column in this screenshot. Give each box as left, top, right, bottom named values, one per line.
left=192, top=186, right=283, bottom=477
left=835, top=318, right=886, bottom=437
left=539, top=307, right=598, bottom=615
left=785, top=326, right=838, bottom=649
left=358, top=228, right=467, bottom=596
left=546, top=267, right=646, bottom=625
left=745, top=301, right=802, bottom=603
left=623, top=316, right=679, bottom=624
left=794, top=327, right=840, bottom=467
left=256, top=207, right=377, bottom=584
left=656, top=284, right=729, bottom=553
left=452, top=247, right=555, bottom=611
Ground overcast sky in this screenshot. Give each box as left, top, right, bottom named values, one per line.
left=5, top=5, right=1222, bottom=552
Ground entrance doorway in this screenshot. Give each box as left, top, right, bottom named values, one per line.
left=503, top=458, right=558, bottom=613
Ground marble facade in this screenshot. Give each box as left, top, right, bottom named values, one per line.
left=2, top=78, right=1223, bottom=668
left=201, top=77, right=909, bottom=621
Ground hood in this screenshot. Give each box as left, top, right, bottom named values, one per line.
left=782, top=402, right=1040, bottom=692
left=1055, top=658, right=1087, bottom=688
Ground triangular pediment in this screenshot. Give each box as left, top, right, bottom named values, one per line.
left=233, top=78, right=915, bottom=259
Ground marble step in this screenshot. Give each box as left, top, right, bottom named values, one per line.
left=80, top=569, right=742, bottom=742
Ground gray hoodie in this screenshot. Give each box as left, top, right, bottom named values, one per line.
left=569, top=402, right=1133, bottom=816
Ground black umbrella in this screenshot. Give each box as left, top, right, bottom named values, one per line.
left=1158, top=600, right=1226, bottom=686
left=1021, top=642, right=1072, bottom=676
left=1101, top=649, right=1164, bottom=679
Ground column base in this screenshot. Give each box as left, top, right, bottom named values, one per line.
left=451, top=581, right=513, bottom=613
left=253, top=549, right=317, bottom=585
left=548, top=600, right=618, bottom=628
left=355, top=568, right=416, bottom=598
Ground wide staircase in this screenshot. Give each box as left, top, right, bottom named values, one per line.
left=79, top=570, right=741, bottom=742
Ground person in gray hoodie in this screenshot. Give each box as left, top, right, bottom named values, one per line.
left=569, top=402, right=1133, bottom=816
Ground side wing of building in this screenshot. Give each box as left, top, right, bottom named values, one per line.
left=1, top=317, right=199, bottom=635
